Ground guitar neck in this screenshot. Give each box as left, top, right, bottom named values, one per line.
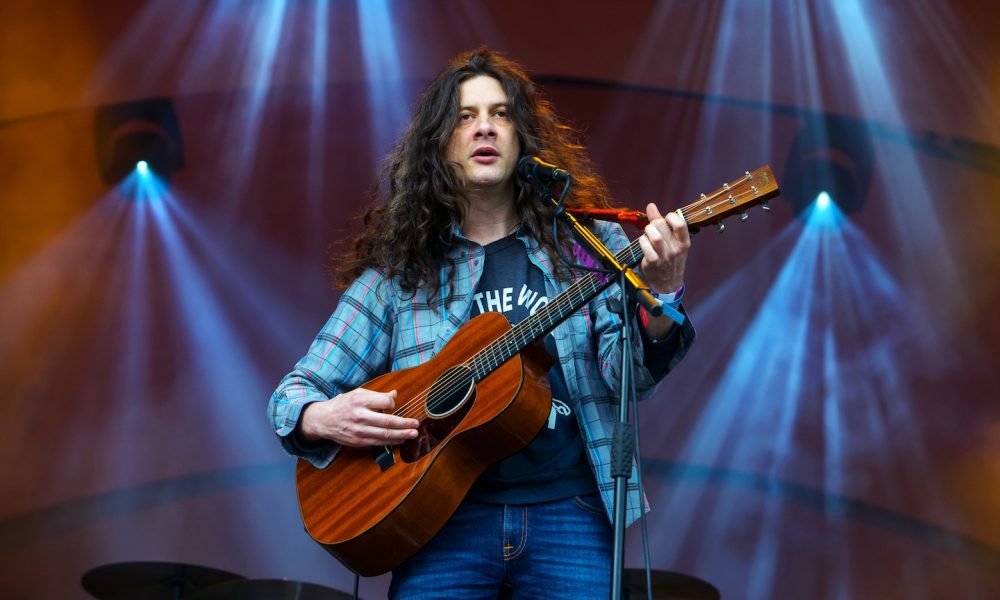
left=468, top=239, right=643, bottom=381
left=467, top=165, right=778, bottom=380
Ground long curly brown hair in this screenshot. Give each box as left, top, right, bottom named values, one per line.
left=335, top=47, right=613, bottom=294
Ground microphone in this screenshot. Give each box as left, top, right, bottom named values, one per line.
left=517, top=155, right=570, bottom=183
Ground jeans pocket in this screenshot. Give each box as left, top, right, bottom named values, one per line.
left=572, top=493, right=606, bottom=516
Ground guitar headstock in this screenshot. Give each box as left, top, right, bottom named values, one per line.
left=682, top=165, right=780, bottom=233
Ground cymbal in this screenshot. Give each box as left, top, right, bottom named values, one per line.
left=623, top=568, right=720, bottom=600
left=190, top=579, right=357, bottom=600
left=81, top=561, right=246, bottom=599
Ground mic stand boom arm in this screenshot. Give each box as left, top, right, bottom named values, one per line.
left=547, top=199, right=663, bottom=318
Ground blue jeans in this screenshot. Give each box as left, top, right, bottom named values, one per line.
left=389, top=495, right=612, bottom=599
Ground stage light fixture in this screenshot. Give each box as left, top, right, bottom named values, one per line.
left=95, top=98, right=184, bottom=185
left=782, top=116, right=873, bottom=219
left=816, top=191, right=831, bottom=211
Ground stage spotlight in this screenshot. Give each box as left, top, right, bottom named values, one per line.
left=95, top=98, right=184, bottom=185
left=782, top=116, right=873, bottom=219
left=816, top=191, right=831, bottom=211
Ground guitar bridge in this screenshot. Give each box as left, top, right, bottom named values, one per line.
left=371, top=445, right=395, bottom=471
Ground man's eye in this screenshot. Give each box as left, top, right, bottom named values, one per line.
left=494, top=110, right=508, bottom=118
left=459, top=113, right=474, bottom=121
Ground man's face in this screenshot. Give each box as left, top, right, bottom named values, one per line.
left=444, top=75, right=521, bottom=193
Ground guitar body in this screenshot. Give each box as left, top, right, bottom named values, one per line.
left=292, top=165, right=780, bottom=577
left=295, top=312, right=553, bottom=576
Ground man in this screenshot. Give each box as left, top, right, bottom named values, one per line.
left=269, top=48, right=695, bottom=599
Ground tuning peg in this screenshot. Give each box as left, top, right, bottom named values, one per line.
left=761, top=202, right=771, bottom=212
left=740, top=212, right=749, bottom=222
left=717, top=222, right=726, bottom=233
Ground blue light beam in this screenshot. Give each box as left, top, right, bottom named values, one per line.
left=648, top=195, right=956, bottom=596
left=357, top=0, right=409, bottom=161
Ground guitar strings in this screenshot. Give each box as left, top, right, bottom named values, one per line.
left=390, top=179, right=764, bottom=420
left=390, top=231, right=636, bottom=420
left=390, top=235, right=626, bottom=420
left=389, top=173, right=765, bottom=421
left=390, top=253, right=616, bottom=420
left=393, top=182, right=764, bottom=420
left=388, top=231, right=642, bottom=420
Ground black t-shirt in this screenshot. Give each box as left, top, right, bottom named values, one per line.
left=465, top=234, right=598, bottom=504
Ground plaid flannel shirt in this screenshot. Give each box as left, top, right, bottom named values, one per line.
left=268, top=220, right=695, bottom=526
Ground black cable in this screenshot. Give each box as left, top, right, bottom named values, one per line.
left=541, top=178, right=617, bottom=278
left=630, top=361, right=653, bottom=600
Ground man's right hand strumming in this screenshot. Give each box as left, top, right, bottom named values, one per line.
left=298, top=388, right=420, bottom=447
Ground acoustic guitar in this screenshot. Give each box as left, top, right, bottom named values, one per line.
left=296, top=166, right=780, bottom=576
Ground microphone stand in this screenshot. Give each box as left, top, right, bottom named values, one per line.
left=530, top=176, right=660, bottom=600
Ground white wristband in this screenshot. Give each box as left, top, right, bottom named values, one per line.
left=656, top=283, right=685, bottom=306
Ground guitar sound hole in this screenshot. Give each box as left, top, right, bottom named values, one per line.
left=398, top=366, right=476, bottom=463
left=426, top=366, right=474, bottom=418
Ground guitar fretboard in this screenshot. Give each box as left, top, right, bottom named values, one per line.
left=468, top=238, right=643, bottom=380
left=464, top=164, right=778, bottom=380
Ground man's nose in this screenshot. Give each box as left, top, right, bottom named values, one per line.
left=473, top=115, right=496, bottom=138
